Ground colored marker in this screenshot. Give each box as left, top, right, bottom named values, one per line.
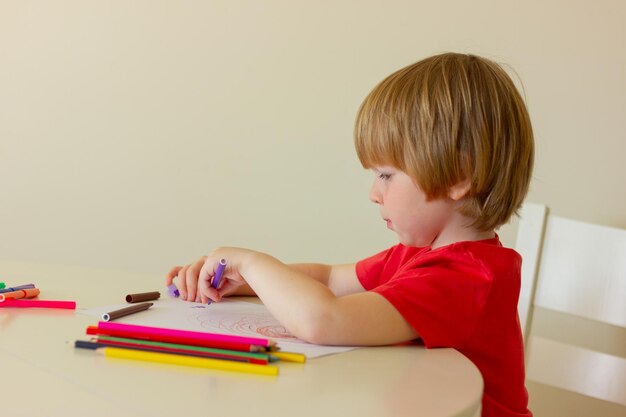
left=0, top=284, right=36, bottom=294
left=75, top=340, right=256, bottom=363
left=0, top=282, right=5, bottom=289
left=125, top=291, right=160, bottom=303
left=0, top=288, right=40, bottom=301
left=96, top=336, right=273, bottom=363
left=0, top=299, right=76, bottom=309
left=102, top=302, right=153, bottom=321
left=88, top=321, right=276, bottom=352
left=76, top=336, right=271, bottom=364
left=97, top=347, right=278, bottom=376
left=167, top=284, right=179, bottom=297
left=272, top=351, right=307, bottom=363
left=208, top=258, right=227, bottom=304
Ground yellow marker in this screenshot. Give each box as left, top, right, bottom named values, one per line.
left=100, top=347, right=279, bottom=376
left=273, top=351, right=306, bottom=363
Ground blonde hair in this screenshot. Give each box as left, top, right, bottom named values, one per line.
left=355, top=53, right=534, bottom=231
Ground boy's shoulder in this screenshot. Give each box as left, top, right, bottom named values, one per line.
left=360, top=236, right=521, bottom=286
left=398, top=236, right=521, bottom=273
left=448, top=235, right=519, bottom=256
left=358, top=236, right=522, bottom=294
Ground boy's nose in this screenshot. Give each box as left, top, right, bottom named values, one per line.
left=369, top=183, right=381, bottom=204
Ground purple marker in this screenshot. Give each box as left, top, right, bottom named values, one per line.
left=207, top=258, right=227, bottom=304
left=0, top=283, right=36, bottom=294
left=167, top=283, right=180, bottom=298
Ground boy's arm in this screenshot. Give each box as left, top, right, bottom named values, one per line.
left=167, top=261, right=361, bottom=299
left=200, top=249, right=418, bottom=346
left=216, top=263, right=361, bottom=297
left=288, top=263, right=364, bottom=296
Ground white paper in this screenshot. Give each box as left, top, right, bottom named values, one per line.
left=78, top=298, right=357, bottom=358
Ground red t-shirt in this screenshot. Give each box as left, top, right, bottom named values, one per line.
left=356, top=237, right=531, bottom=417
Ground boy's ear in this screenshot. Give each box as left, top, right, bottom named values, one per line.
left=448, top=178, right=472, bottom=201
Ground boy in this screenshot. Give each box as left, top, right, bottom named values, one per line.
left=167, top=53, right=533, bottom=417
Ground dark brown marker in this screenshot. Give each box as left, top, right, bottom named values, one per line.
left=125, top=291, right=160, bottom=303
left=102, top=302, right=153, bottom=321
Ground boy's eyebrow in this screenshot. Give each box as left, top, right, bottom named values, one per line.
left=372, top=166, right=396, bottom=172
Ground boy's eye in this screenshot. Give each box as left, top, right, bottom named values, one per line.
left=378, top=173, right=391, bottom=181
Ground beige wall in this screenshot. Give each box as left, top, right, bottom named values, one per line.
left=1, top=0, right=625, bottom=274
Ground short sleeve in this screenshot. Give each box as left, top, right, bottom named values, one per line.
left=356, top=244, right=430, bottom=290
left=356, top=247, right=393, bottom=290
left=359, top=247, right=493, bottom=349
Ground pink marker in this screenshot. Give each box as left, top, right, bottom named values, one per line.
left=98, top=320, right=271, bottom=348
left=0, top=299, right=76, bottom=309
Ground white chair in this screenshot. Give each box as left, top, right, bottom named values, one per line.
left=515, top=203, right=626, bottom=416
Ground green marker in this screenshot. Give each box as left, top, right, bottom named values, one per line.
left=0, top=282, right=5, bottom=290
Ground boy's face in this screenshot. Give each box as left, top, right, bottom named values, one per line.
left=369, top=166, right=459, bottom=248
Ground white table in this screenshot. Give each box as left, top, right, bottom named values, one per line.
left=0, top=260, right=483, bottom=417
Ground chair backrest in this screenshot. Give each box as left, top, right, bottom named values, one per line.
left=515, top=204, right=626, bottom=407
left=515, top=203, right=548, bottom=341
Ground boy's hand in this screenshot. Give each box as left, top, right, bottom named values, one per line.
left=198, top=247, right=255, bottom=303
left=166, top=256, right=206, bottom=302
left=166, top=248, right=255, bottom=303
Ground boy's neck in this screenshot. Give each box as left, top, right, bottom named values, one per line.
left=430, top=212, right=496, bottom=250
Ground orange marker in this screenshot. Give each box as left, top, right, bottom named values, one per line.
left=0, top=288, right=40, bottom=301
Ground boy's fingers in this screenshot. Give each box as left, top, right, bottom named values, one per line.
left=208, top=281, right=241, bottom=303
left=217, top=280, right=239, bottom=297
left=177, top=265, right=189, bottom=299
left=206, top=286, right=220, bottom=303
left=166, top=266, right=182, bottom=285
left=185, top=264, right=200, bottom=302
left=170, top=257, right=207, bottom=300
left=198, top=259, right=213, bottom=287
left=198, top=258, right=217, bottom=298
left=199, top=276, right=215, bottom=300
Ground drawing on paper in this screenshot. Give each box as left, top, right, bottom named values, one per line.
left=188, top=309, right=302, bottom=342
